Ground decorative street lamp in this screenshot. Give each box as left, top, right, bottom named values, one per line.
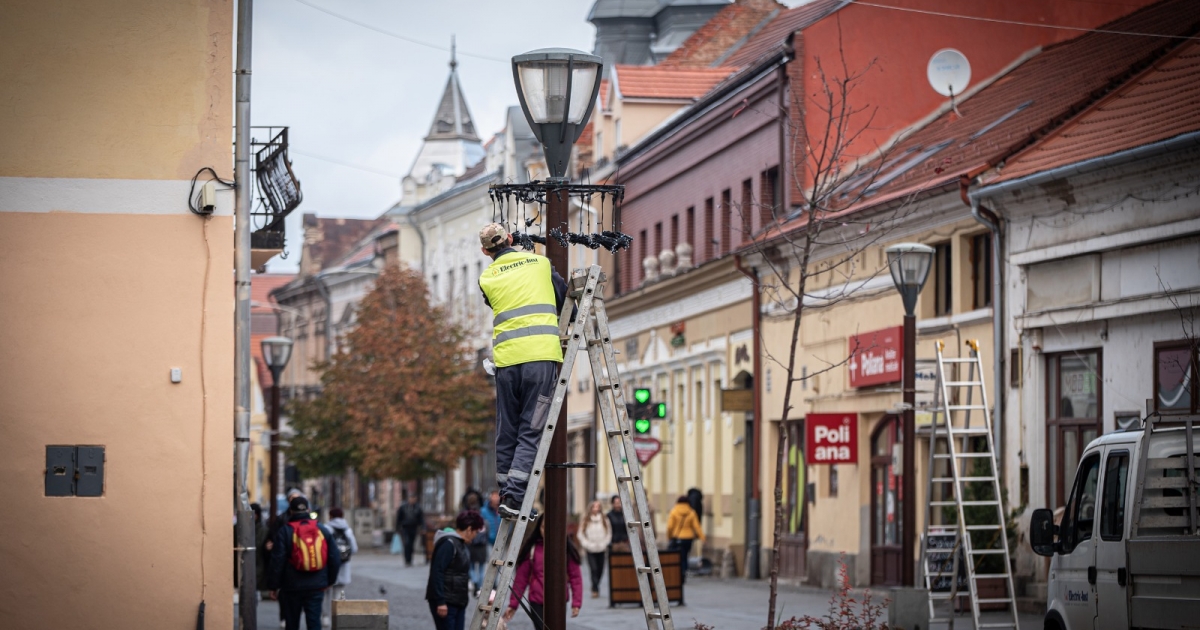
left=507, top=47, right=602, bottom=630
left=262, top=335, right=294, bottom=519
left=885, top=243, right=934, bottom=587
left=512, top=48, right=603, bottom=180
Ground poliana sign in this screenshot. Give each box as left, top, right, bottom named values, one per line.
left=806, top=413, right=858, bottom=465
left=848, top=326, right=903, bottom=388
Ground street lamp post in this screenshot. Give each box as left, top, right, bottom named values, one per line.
left=885, top=243, right=934, bottom=587
left=512, top=48, right=602, bottom=630
left=262, top=336, right=294, bottom=520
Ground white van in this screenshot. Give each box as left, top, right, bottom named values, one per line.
left=1028, top=414, right=1200, bottom=630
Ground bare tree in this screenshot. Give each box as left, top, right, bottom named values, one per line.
left=731, top=42, right=923, bottom=629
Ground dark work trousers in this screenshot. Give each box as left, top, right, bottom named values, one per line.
left=399, top=526, right=419, bottom=565
left=586, top=551, right=605, bottom=593
left=429, top=602, right=466, bottom=630
left=671, top=538, right=694, bottom=584
left=280, top=589, right=323, bottom=630
left=494, top=361, right=559, bottom=503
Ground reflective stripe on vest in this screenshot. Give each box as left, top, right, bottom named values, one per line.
left=479, top=251, right=562, bottom=368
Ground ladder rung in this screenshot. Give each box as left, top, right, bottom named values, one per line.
left=965, top=524, right=1003, bottom=531
left=648, top=612, right=667, bottom=619
left=929, top=501, right=958, bottom=506
left=931, top=476, right=997, bottom=483
left=976, top=598, right=1013, bottom=604
left=945, top=381, right=983, bottom=386
left=940, top=358, right=977, bottom=363
left=617, top=475, right=637, bottom=482
left=933, top=452, right=993, bottom=459
left=960, top=501, right=1002, bottom=506
left=607, top=429, right=628, bottom=437
left=973, top=573, right=1010, bottom=579
left=946, top=405, right=987, bottom=411
left=637, top=566, right=658, bottom=574
left=969, top=549, right=1006, bottom=555
left=597, top=382, right=614, bottom=391
left=948, top=428, right=992, bottom=436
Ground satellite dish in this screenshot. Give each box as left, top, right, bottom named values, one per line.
left=927, top=49, right=971, bottom=97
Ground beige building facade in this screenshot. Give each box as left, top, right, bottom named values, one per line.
left=0, top=0, right=235, bottom=626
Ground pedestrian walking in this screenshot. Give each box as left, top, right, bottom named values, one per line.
left=477, top=223, right=568, bottom=519
left=576, top=500, right=612, bottom=599
left=426, top=510, right=485, bottom=630
left=268, top=495, right=342, bottom=630
left=667, top=496, right=705, bottom=584
left=395, top=494, right=425, bottom=566
left=323, top=508, right=358, bottom=626
left=461, top=489, right=489, bottom=595
left=607, top=495, right=629, bottom=552
left=504, top=514, right=584, bottom=630
left=481, top=490, right=502, bottom=548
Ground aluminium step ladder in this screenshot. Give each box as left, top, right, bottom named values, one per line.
left=920, top=340, right=1019, bottom=630
left=469, top=265, right=674, bottom=630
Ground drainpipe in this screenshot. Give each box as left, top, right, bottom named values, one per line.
left=735, top=254, right=763, bottom=580
left=961, top=176, right=1005, bottom=482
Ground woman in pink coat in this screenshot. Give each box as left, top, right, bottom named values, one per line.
left=504, top=514, right=584, bottom=629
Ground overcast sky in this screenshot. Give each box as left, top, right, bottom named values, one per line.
left=255, top=0, right=812, bottom=271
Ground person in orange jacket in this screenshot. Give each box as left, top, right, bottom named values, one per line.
left=666, top=496, right=705, bottom=583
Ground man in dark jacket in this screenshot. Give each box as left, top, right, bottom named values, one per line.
left=608, top=495, right=630, bottom=550
left=269, top=495, right=342, bottom=630
left=396, top=494, right=425, bottom=566
left=426, top=511, right=484, bottom=630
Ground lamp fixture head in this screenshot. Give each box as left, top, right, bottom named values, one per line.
left=512, top=48, right=603, bottom=179
left=261, top=336, right=294, bottom=380
left=885, top=243, right=935, bottom=316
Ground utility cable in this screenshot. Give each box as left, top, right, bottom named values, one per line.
left=846, top=1, right=1200, bottom=41
left=290, top=148, right=404, bottom=179
left=286, top=0, right=510, bottom=63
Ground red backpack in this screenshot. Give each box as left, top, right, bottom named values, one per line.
left=288, top=520, right=328, bottom=572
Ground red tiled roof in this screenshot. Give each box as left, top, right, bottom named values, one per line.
left=613, top=65, right=737, bottom=100
left=576, top=121, right=594, bottom=148
left=993, top=40, right=1200, bottom=182
left=841, top=0, right=1198, bottom=202
left=663, top=0, right=784, bottom=69
left=301, top=214, right=391, bottom=273
left=723, top=0, right=845, bottom=68
left=251, top=273, right=295, bottom=313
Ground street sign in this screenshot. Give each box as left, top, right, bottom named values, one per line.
left=806, top=413, right=858, bottom=464
left=721, top=388, right=754, bottom=412
left=848, top=326, right=903, bottom=388
left=631, top=436, right=662, bottom=466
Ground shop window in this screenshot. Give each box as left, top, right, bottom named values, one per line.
left=670, top=214, right=679, bottom=250
left=1155, top=341, right=1198, bottom=413
left=686, top=206, right=695, bottom=249
left=828, top=465, right=839, bottom=498
left=1046, top=351, right=1102, bottom=508
left=741, top=179, right=753, bottom=239
left=970, top=233, right=992, bottom=309
left=785, top=420, right=806, bottom=535
left=703, top=198, right=714, bottom=261
left=760, top=167, right=778, bottom=229
left=654, top=222, right=663, bottom=256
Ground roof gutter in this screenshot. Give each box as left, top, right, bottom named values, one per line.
left=972, top=130, right=1200, bottom=202
left=962, top=175, right=1006, bottom=480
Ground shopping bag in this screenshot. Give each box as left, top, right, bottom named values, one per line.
left=390, top=532, right=402, bottom=555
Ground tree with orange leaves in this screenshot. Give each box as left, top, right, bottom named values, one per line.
left=289, top=265, right=493, bottom=481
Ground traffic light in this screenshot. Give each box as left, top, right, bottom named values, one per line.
left=628, top=388, right=667, bottom=434
left=654, top=402, right=667, bottom=419
left=634, top=418, right=652, bottom=434
left=633, top=388, right=651, bottom=405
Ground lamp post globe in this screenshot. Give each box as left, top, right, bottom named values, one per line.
left=885, top=243, right=935, bottom=316
left=261, top=335, right=293, bottom=382
left=512, top=48, right=602, bottom=179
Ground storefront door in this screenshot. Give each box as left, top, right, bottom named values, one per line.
left=780, top=420, right=807, bottom=579
left=870, top=416, right=903, bottom=585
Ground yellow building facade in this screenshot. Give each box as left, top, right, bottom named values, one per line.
left=0, top=0, right=235, bottom=625
left=750, top=201, right=1000, bottom=587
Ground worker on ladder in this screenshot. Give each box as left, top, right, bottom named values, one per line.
left=478, top=223, right=568, bottom=519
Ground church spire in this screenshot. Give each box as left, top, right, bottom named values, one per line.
left=425, top=37, right=479, bottom=142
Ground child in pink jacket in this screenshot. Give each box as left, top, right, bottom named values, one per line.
left=505, top=515, right=584, bottom=629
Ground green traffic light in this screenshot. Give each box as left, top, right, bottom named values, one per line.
left=655, top=403, right=667, bottom=418
left=634, top=388, right=651, bottom=404
left=634, top=418, right=651, bottom=434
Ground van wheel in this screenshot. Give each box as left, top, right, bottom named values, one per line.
left=1044, top=613, right=1064, bottom=630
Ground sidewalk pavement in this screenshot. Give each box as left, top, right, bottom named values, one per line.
left=259, top=550, right=1043, bottom=629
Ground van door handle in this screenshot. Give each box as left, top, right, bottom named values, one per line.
left=1088, top=566, right=1097, bottom=584
left=1118, top=567, right=1127, bottom=587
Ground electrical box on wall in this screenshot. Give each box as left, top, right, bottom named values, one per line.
left=45, top=445, right=105, bottom=497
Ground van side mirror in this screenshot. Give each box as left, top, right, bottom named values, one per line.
left=1029, top=508, right=1056, bottom=556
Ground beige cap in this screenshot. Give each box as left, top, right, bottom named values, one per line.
left=479, top=222, right=509, bottom=250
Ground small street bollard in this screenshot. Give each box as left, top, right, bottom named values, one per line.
left=331, top=599, right=388, bottom=630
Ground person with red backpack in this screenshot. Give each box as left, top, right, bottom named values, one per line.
left=268, top=495, right=342, bottom=630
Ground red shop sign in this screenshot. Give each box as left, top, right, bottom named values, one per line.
left=806, top=413, right=858, bottom=465
left=848, top=326, right=903, bottom=388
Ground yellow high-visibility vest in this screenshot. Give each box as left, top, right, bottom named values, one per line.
left=479, top=250, right=562, bottom=368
